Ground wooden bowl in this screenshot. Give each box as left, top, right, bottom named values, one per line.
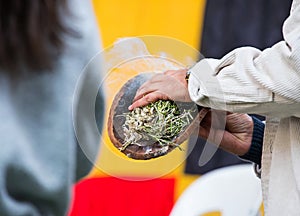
left=107, top=73, right=208, bottom=160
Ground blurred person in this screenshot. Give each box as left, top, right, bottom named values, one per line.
left=0, top=0, right=104, bottom=215
left=129, top=0, right=300, bottom=215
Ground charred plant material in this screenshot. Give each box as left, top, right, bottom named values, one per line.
left=118, top=100, right=194, bottom=151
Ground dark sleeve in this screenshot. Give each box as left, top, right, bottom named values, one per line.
left=239, top=116, right=265, bottom=166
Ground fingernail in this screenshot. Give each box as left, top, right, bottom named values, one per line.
left=128, top=105, right=132, bottom=110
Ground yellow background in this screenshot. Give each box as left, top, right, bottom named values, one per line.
left=88, top=1, right=264, bottom=215
left=90, top=0, right=206, bottom=200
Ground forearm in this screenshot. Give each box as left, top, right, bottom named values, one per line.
left=188, top=3, right=300, bottom=117
left=188, top=44, right=300, bottom=117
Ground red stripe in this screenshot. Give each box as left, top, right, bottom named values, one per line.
left=68, top=177, right=175, bottom=216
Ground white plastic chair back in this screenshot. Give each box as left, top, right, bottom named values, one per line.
left=170, top=164, right=262, bottom=216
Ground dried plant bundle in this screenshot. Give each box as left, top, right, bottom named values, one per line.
left=118, top=100, right=195, bottom=151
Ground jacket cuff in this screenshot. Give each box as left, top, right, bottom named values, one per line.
left=239, top=116, right=265, bottom=166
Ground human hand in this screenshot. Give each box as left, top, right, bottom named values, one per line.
left=128, top=69, right=192, bottom=110
left=198, top=110, right=253, bottom=156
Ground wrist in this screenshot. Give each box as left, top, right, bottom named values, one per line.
left=239, top=116, right=265, bottom=165
left=185, top=69, right=192, bottom=83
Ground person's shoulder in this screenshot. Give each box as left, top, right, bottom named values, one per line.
left=62, top=0, right=102, bottom=67
left=291, top=0, right=300, bottom=13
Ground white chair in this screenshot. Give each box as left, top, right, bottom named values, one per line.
left=170, top=164, right=262, bottom=216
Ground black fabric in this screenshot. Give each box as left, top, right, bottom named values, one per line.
left=185, top=0, right=292, bottom=175
left=200, top=0, right=293, bottom=58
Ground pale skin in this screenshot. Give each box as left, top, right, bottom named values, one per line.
left=129, top=69, right=253, bottom=156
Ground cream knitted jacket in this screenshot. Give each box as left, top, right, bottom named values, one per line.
left=188, top=0, right=300, bottom=215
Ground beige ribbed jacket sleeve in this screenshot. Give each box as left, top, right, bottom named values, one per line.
left=188, top=0, right=300, bottom=118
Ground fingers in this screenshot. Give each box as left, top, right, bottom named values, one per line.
left=132, top=74, right=164, bottom=102
left=164, top=69, right=181, bottom=76
left=133, top=83, right=154, bottom=103
left=198, top=125, right=210, bottom=140
left=199, top=111, right=253, bottom=155
left=129, top=69, right=189, bottom=110
left=164, top=69, right=188, bottom=76
left=198, top=125, right=224, bottom=146
left=220, top=131, right=251, bottom=155
left=128, top=92, right=169, bottom=110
